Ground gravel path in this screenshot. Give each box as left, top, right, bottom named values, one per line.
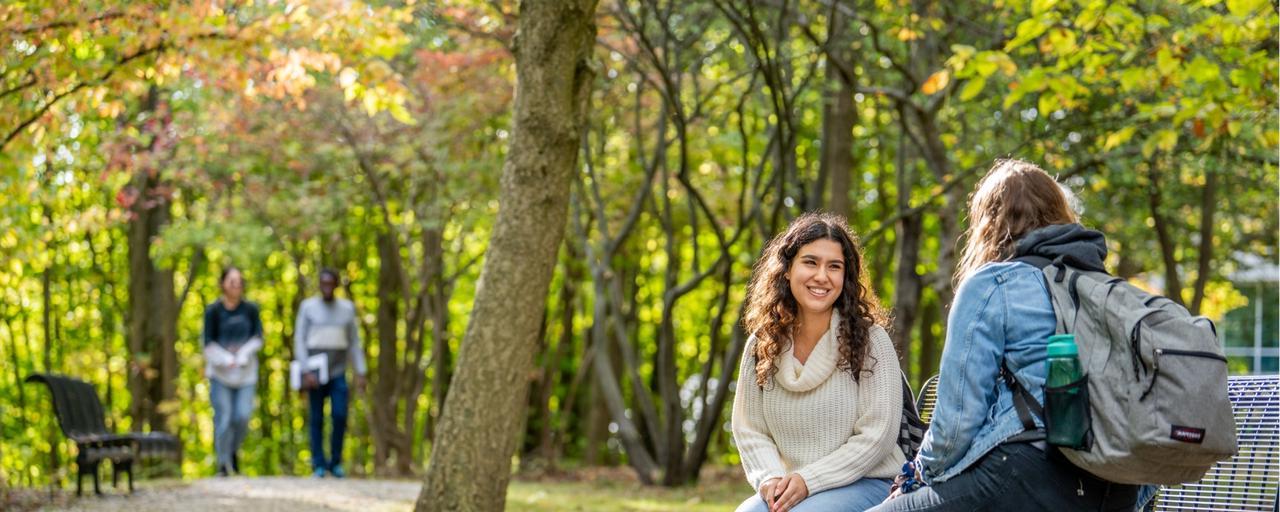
left=40, top=477, right=422, bottom=512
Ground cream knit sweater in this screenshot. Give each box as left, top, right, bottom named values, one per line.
left=732, top=315, right=905, bottom=494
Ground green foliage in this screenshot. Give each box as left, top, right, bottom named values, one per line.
left=0, top=0, right=1274, bottom=490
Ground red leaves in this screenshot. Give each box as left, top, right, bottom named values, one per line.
left=115, top=187, right=138, bottom=209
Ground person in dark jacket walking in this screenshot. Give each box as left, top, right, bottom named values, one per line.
left=203, top=267, right=263, bottom=476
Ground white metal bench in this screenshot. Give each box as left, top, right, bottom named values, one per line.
left=1152, top=375, right=1279, bottom=511
left=915, top=374, right=940, bottom=424
left=914, top=374, right=1279, bottom=511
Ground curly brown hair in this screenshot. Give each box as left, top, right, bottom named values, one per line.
left=742, top=212, right=888, bottom=387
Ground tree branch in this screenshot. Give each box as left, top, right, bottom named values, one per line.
left=8, top=10, right=130, bottom=35
left=0, top=72, right=37, bottom=102
left=2, top=31, right=239, bottom=152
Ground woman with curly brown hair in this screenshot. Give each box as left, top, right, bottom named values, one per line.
left=732, top=212, right=904, bottom=512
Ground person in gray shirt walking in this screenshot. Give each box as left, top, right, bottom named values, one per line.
left=294, top=268, right=367, bottom=478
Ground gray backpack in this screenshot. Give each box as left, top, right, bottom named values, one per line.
left=1007, top=256, right=1238, bottom=485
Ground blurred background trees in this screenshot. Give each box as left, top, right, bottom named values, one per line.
left=1, top=0, right=1275, bottom=490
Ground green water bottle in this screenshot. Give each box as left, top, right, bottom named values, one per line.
left=1045, top=334, right=1088, bottom=448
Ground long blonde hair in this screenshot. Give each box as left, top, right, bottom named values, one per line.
left=742, top=212, right=888, bottom=387
left=955, top=159, right=1078, bottom=285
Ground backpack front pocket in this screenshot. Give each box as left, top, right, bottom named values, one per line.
left=1137, top=348, right=1235, bottom=457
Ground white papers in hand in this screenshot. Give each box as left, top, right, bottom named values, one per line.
left=289, top=353, right=330, bottom=390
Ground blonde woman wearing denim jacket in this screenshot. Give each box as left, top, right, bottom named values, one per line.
left=869, top=160, right=1141, bottom=511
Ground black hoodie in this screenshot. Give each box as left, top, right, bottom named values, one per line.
left=1012, top=223, right=1108, bottom=273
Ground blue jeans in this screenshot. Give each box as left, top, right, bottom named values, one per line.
left=210, top=380, right=255, bottom=470
left=1136, top=484, right=1159, bottom=511
left=867, top=443, right=1139, bottom=512
left=308, top=374, right=349, bottom=471
left=736, top=477, right=893, bottom=512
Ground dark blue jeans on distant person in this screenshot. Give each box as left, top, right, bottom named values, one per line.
left=867, top=443, right=1139, bottom=512
left=308, top=374, right=349, bottom=471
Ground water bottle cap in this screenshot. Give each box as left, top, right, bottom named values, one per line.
left=1047, top=334, right=1078, bottom=357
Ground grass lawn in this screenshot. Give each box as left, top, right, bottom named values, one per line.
left=506, top=466, right=749, bottom=512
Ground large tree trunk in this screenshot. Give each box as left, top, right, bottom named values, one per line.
left=889, top=133, right=922, bottom=360
left=817, top=8, right=856, bottom=219
left=124, top=87, right=179, bottom=433
left=822, top=87, right=856, bottom=219
left=415, top=1, right=598, bottom=509
left=126, top=168, right=178, bottom=432
left=891, top=212, right=923, bottom=363
left=372, top=231, right=402, bottom=473
left=913, top=112, right=961, bottom=309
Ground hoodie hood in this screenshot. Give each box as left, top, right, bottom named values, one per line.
left=1013, top=223, right=1108, bottom=272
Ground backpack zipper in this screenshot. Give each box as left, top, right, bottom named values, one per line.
left=1140, top=348, right=1228, bottom=400
left=1155, top=348, right=1227, bottom=362
left=1130, top=323, right=1147, bottom=379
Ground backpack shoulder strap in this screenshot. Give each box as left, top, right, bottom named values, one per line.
left=1012, top=254, right=1053, bottom=269
left=1001, top=360, right=1047, bottom=442
left=1012, top=255, right=1074, bottom=333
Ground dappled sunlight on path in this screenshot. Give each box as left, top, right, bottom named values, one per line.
left=32, top=470, right=748, bottom=512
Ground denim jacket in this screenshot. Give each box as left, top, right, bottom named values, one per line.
left=917, top=261, right=1054, bottom=483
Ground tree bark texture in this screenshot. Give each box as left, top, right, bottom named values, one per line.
left=817, top=7, right=856, bottom=220
left=415, top=1, right=598, bottom=510
left=889, top=131, right=922, bottom=360
left=126, top=167, right=178, bottom=432
left=125, top=88, right=179, bottom=433
left=890, top=212, right=922, bottom=361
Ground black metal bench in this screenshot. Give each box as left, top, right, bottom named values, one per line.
left=25, top=373, right=182, bottom=495
left=914, top=374, right=1279, bottom=511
